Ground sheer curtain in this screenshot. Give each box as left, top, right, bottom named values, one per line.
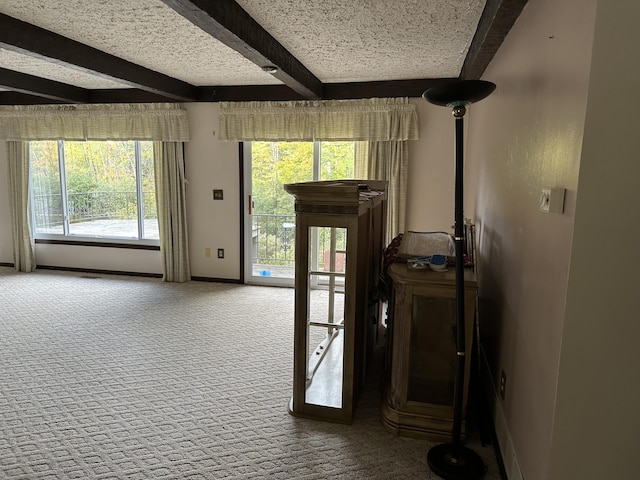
left=154, top=142, right=190, bottom=282
left=219, top=97, right=418, bottom=244
left=7, top=141, right=36, bottom=272
left=0, top=103, right=189, bottom=280
left=355, top=140, right=408, bottom=243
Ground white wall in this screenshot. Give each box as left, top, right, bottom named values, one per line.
left=183, top=103, right=241, bottom=280
left=549, top=1, right=640, bottom=478
left=462, top=0, right=640, bottom=478
left=35, top=244, right=162, bottom=274
left=406, top=98, right=457, bottom=233
left=466, top=0, right=597, bottom=478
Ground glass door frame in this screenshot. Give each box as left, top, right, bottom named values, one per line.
left=243, top=142, right=320, bottom=286
left=243, top=141, right=355, bottom=286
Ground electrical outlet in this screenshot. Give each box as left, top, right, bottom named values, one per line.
left=500, top=370, right=507, bottom=400
left=217, top=248, right=224, bottom=259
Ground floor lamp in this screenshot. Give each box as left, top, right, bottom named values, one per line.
left=422, top=80, right=496, bottom=480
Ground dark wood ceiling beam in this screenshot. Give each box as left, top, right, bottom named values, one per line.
left=159, top=0, right=323, bottom=99
left=0, top=67, right=89, bottom=103
left=460, top=0, right=529, bottom=80
left=0, top=13, right=198, bottom=101
left=323, top=79, right=458, bottom=100
left=0, top=91, right=66, bottom=105
left=199, top=78, right=459, bottom=102
left=89, top=89, right=180, bottom=104
left=198, top=85, right=305, bottom=102
left=0, top=78, right=465, bottom=105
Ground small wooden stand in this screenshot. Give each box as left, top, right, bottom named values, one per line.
left=381, top=262, right=477, bottom=440
left=285, top=180, right=387, bottom=424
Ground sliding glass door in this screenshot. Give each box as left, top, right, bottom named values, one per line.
left=243, top=141, right=355, bottom=286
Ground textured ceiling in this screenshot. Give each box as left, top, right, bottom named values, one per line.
left=0, top=49, right=131, bottom=89
left=236, top=0, right=486, bottom=83
left=0, top=0, right=526, bottom=104
left=0, top=0, right=280, bottom=86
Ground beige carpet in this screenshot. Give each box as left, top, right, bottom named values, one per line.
left=0, top=267, right=501, bottom=479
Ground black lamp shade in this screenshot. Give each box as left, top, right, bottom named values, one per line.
left=423, top=80, right=496, bottom=107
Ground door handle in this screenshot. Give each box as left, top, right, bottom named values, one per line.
left=248, top=195, right=253, bottom=215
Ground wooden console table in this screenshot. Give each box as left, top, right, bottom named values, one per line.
left=381, top=262, right=477, bottom=440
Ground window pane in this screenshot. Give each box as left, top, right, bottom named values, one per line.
left=306, top=226, right=347, bottom=409
left=31, top=141, right=64, bottom=235
left=319, top=142, right=355, bottom=181
left=63, top=141, right=137, bottom=238
left=30, top=140, right=158, bottom=242
left=247, top=141, right=354, bottom=280
left=251, top=142, right=313, bottom=271
left=252, top=142, right=313, bottom=215
left=139, top=142, right=159, bottom=239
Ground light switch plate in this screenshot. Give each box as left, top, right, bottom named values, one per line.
left=540, top=187, right=565, bottom=214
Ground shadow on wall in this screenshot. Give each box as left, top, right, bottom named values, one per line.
left=475, top=222, right=506, bottom=372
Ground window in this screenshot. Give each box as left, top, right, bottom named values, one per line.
left=30, top=140, right=158, bottom=243
left=246, top=141, right=355, bottom=282
left=250, top=140, right=355, bottom=223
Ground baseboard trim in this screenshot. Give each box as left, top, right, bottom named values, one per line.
left=191, top=276, right=242, bottom=284
left=480, top=347, right=524, bottom=480
left=36, top=265, right=163, bottom=278
left=6, top=264, right=245, bottom=284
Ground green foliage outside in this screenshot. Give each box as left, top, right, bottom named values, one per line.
left=251, top=141, right=354, bottom=267
left=251, top=141, right=354, bottom=215
left=30, top=140, right=157, bottom=229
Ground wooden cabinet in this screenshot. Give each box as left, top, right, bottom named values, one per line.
left=284, top=180, right=387, bottom=424
left=381, top=262, right=477, bottom=440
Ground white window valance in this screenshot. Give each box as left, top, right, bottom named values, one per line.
left=0, top=103, right=189, bottom=141
left=218, top=97, right=418, bottom=141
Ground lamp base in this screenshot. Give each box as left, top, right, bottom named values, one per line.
left=427, top=443, right=486, bottom=480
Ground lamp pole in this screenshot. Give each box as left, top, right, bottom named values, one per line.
left=422, top=80, right=495, bottom=480
left=451, top=103, right=466, bottom=454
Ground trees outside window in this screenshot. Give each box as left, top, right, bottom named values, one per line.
left=30, top=140, right=158, bottom=241
left=248, top=141, right=355, bottom=274
left=251, top=141, right=355, bottom=220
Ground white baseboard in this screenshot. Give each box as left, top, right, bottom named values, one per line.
left=480, top=347, right=524, bottom=480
